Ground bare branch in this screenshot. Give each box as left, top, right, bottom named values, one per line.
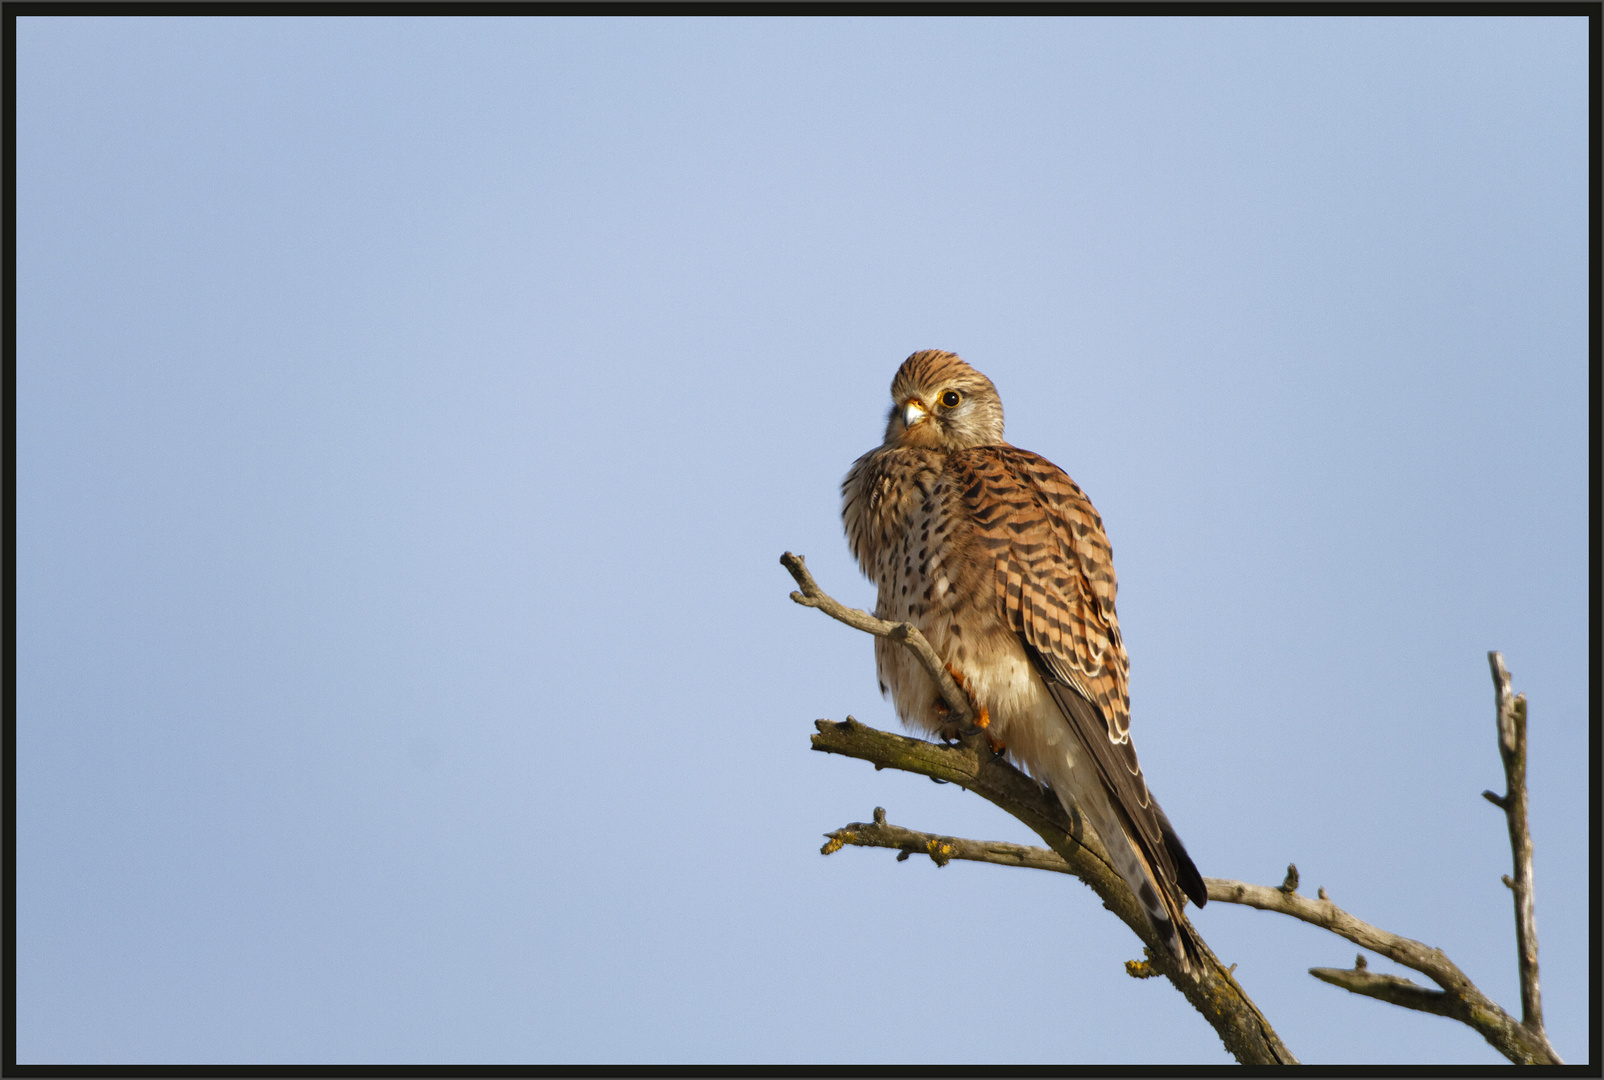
left=1202, top=875, right=1559, bottom=1062
left=788, top=555, right=1293, bottom=1063
left=1486, top=652, right=1555, bottom=1060
left=784, top=556, right=1566, bottom=1064
left=810, top=719, right=1297, bottom=1065
left=824, top=807, right=1561, bottom=1064
left=823, top=809, right=1080, bottom=874
left=1204, top=878, right=1459, bottom=977
left=824, top=813, right=1476, bottom=993
left=781, top=552, right=974, bottom=726
left=1308, top=964, right=1453, bottom=1018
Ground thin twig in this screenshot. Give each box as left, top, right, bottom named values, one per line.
left=822, top=808, right=1079, bottom=874
left=781, top=552, right=975, bottom=726
left=823, top=810, right=1561, bottom=1064
left=1483, top=652, right=1557, bottom=1061
left=1307, top=965, right=1453, bottom=1018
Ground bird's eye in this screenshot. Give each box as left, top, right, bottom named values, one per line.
left=941, top=390, right=962, bottom=408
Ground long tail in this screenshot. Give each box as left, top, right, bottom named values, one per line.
left=1060, top=788, right=1207, bottom=978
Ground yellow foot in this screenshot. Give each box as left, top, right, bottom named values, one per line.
left=936, top=665, right=995, bottom=746
left=943, top=662, right=971, bottom=693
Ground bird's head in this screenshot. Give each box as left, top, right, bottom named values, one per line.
left=883, top=349, right=1005, bottom=450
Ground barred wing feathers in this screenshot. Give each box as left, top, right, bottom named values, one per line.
left=951, top=446, right=1207, bottom=912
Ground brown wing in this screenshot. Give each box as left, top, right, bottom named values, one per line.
left=951, top=445, right=1206, bottom=909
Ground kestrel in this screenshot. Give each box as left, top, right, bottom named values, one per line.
left=842, top=349, right=1207, bottom=974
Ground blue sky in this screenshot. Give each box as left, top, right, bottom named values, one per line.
left=15, top=16, right=1588, bottom=1065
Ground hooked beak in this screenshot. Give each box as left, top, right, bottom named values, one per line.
left=903, top=399, right=928, bottom=427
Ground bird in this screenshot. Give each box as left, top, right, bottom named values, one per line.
left=841, top=349, right=1208, bottom=975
